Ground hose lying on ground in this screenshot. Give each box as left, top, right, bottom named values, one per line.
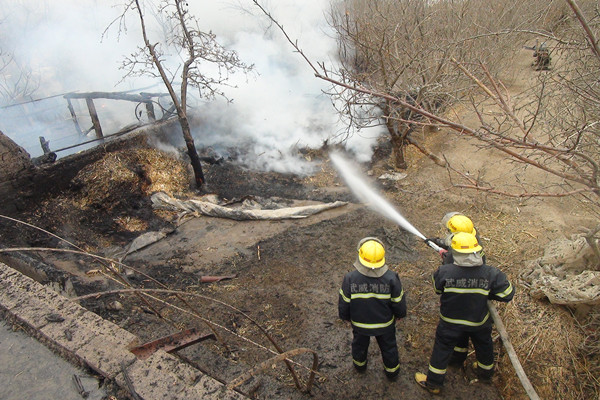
left=488, top=301, right=540, bottom=400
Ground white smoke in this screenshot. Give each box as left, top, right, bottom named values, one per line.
left=0, top=0, right=383, bottom=169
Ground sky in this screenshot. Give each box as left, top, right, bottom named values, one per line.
left=0, top=0, right=382, bottom=172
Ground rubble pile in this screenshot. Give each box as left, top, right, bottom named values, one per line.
left=521, top=234, right=600, bottom=313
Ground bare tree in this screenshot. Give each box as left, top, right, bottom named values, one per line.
left=431, top=0, right=600, bottom=204
left=327, top=0, right=548, bottom=169
left=114, top=0, right=252, bottom=188
left=252, top=0, right=600, bottom=202
left=0, top=48, right=39, bottom=104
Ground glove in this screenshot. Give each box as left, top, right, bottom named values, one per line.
left=438, top=248, right=448, bottom=257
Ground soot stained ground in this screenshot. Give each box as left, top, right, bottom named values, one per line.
left=1, top=149, right=503, bottom=400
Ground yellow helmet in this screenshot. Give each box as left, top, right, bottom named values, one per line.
left=447, top=215, right=476, bottom=236
left=451, top=232, right=482, bottom=253
left=357, top=237, right=385, bottom=269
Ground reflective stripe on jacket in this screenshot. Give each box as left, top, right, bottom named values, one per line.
left=338, top=269, right=407, bottom=336
left=433, top=263, right=514, bottom=330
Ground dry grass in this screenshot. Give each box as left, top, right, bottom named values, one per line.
left=496, top=295, right=586, bottom=399
left=113, top=216, right=148, bottom=232
left=370, top=127, right=595, bottom=399
left=72, top=147, right=190, bottom=210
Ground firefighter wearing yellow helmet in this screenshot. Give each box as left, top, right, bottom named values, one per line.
left=446, top=214, right=476, bottom=236
left=415, top=232, right=514, bottom=394
left=338, top=237, right=407, bottom=380
left=426, top=212, right=482, bottom=264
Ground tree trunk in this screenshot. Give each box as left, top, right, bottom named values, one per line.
left=391, top=135, right=407, bottom=169
left=179, top=115, right=205, bottom=188
left=384, top=100, right=409, bottom=170
left=387, top=118, right=408, bottom=169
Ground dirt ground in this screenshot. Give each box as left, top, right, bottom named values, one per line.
left=1, top=49, right=597, bottom=399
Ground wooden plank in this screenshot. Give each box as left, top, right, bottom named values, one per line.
left=85, top=98, right=103, bottom=139
left=65, top=98, right=84, bottom=136
left=65, top=91, right=168, bottom=102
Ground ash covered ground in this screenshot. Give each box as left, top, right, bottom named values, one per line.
left=0, top=143, right=508, bottom=400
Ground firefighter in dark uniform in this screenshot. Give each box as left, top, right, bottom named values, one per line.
left=338, top=237, right=407, bottom=380
left=416, top=232, right=514, bottom=394
left=426, top=212, right=488, bottom=365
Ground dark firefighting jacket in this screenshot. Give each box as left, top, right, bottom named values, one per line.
left=433, top=262, right=514, bottom=331
left=338, top=269, right=406, bottom=336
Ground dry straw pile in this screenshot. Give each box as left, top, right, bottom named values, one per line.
left=73, top=148, right=190, bottom=210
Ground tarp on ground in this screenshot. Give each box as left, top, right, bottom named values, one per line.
left=150, top=191, right=347, bottom=221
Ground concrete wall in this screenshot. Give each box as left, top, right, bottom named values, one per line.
left=0, top=262, right=247, bottom=400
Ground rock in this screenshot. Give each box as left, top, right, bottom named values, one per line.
left=378, top=172, right=407, bottom=181
left=106, top=301, right=124, bottom=311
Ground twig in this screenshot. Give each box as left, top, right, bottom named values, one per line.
left=565, top=0, right=600, bottom=61
left=72, top=374, right=89, bottom=399
left=73, top=287, right=334, bottom=384
left=524, top=335, right=541, bottom=363
left=227, top=348, right=318, bottom=393
left=0, top=215, right=167, bottom=321
left=0, top=244, right=227, bottom=351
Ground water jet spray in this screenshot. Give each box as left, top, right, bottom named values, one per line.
left=330, top=151, right=442, bottom=252
left=330, top=151, right=539, bottom=400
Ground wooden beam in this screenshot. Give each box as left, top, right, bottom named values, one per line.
left=65, top=91, right=168, bottom=102
left=65, top=98, right=83, bottom=136
left=39, top=136, right=51, bottom=154
left=85, top=98, right=103, bottom=139
left=145, top=101, right=156, bottom=122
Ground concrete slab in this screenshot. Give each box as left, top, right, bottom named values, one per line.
left=75, top=334, right=138, bottom=378
left=0, top=262, right=248, bottom=400
left=0, top=320, right=106, bottom=400
left=114, top=350, right=248, bottom=400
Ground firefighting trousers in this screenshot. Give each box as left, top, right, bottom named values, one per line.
left=351, top=329, right=400, bottom=377
left=427, top=322, right=494, bottom=387
left=449, top=333, right=469, bottom=365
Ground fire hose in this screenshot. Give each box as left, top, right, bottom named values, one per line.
left=419, top=234, right=540, bottom=400
left=389, top=204, right=539, bottom=399
left=330, top=152, right=539, bottom=399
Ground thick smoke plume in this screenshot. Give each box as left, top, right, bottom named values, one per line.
left=0, top=0, right=382, bottom=171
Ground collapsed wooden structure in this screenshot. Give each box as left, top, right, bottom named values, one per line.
left=1, top=90, right=172, bottom=163
left=63, top=91, right=172, bottom=140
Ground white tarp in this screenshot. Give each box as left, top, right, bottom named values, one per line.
left=150, top=191, right=347, bottom=221
left=118, top=192, right=347, bottom=260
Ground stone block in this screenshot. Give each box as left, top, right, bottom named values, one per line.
left=76, top=334, right=138, bottom=379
